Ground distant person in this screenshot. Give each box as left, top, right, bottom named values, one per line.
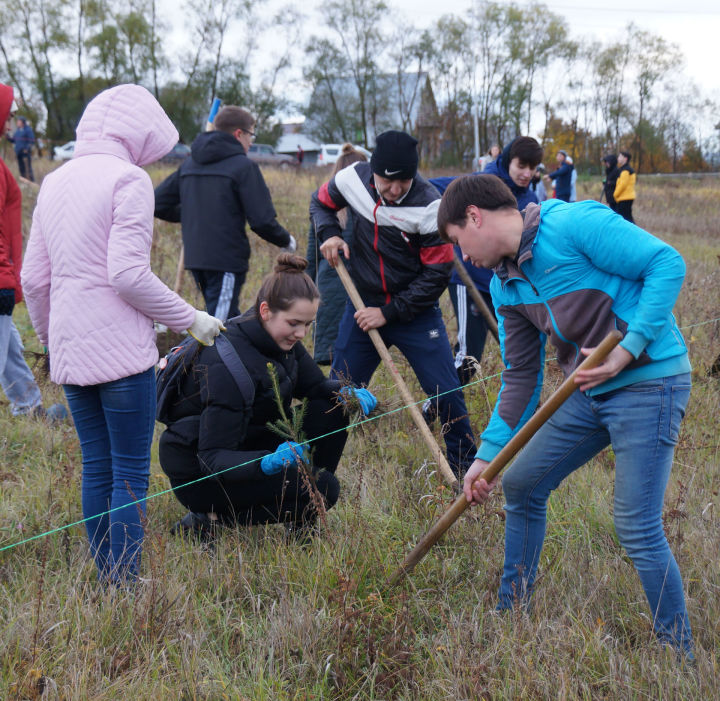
left=438, top=173, right=695, bottom=660
left=545, top=149, right=573, bottom=202
left=530, top=163, right=548, bottom=202
left=430, top=135, right=543, bottom=384
left=614, top=150, right=636, bottom=223
left=155, top=106, right=296, bottom=322
left=310, top=130, right=476, bottom=475
left=296, top=144, right=305, bottom=166
left=306, top=143, right=367, bottom=365
left=23, top=84, right=224, bottom=584
left=0, top=84, right=66, bottom=421
left=566, top=155, right=578, bottom=202
left=601, top=154, right=618, bottom=210
left=159, top=254, right=373, bottom=540
left=478, top=144, right=500, bottom=172
left=7, top=115, right=35, bottom=182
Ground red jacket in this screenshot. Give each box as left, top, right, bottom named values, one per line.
left=0, top=83, right=22, bottom=302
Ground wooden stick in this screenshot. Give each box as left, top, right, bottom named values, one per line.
left=452, top=253, right=499, bottom=344
left=387, top=329, right=622, bottom=586
left=173, top=247, right=185, bottom=294
left=335, top=257, right=457, bottom=486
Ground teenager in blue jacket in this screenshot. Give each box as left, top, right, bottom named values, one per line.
left=430, top=136, right=543, bottom=384
left=438, top=174, right=695, bottom=659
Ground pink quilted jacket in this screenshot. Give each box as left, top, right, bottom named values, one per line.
left=22, top=84, right=196, bottom=386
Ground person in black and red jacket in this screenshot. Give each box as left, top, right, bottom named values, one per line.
left=309, top=130, right=476, bottom=475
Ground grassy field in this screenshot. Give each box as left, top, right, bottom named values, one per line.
left=1, top=158, right=719, bottom=699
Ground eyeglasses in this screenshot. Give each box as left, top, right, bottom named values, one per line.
left=242, top=128, right=256, bottom=140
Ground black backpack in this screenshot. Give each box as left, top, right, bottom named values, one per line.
left=156, top=333, right=255, bottom=425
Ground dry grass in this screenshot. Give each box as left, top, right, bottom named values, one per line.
left=0, top=159, right=718, bottom=699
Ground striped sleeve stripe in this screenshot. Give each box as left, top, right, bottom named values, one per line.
left=318, top=182, right=341, bottom=210
left=420, top=244, right=454, bottom=265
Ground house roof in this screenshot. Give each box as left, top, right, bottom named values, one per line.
left=275, top=133, right=322, bottom=153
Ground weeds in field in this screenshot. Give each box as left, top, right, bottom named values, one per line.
left=0, top=163, right=717, bottom=698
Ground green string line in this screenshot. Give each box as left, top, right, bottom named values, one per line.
left=2, top=313, right=717, bottom=554
left=0, top=371, right=500, bottom=554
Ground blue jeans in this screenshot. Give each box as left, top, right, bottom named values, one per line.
left=499, top=373, right=693, bottom=653
left=331, top=301, right=476, bottom=474
left=0, top=316, right=42, bottom=414
left=64, top=367, right=156, bottom=583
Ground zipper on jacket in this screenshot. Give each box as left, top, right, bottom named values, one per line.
left=373, top=199, right=391, bottom=304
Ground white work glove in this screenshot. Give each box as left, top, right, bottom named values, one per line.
left=281, top=234, right=297, bottom=253
left=187, top=310, right=225, bottom=346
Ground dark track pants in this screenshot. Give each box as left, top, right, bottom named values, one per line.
left=330, top=301, right=476, bottom=474
left=160, top=398, right=348, bottom=525
left=448, top=283, right=495, bottom=385
left=616, top=200, right=634, bottom=223
left=191, top=270, right=246, bottom=322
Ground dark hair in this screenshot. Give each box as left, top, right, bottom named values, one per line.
left=437, top=175, right=517, bottom=242
left=333, top=143, right=367, bottom=175
left=508, top=136, right=543, bottom=168
left=620, top=150, right=632, bottom=162
left=254, top=254, right=320, bottom=313
left=214, top=106, right=254, bottom=135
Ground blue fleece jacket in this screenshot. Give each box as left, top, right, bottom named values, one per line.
left=478, top=199, right=691, bottom=461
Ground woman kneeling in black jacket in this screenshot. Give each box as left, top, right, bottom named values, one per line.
left=159, top=254, right=375, bottom=537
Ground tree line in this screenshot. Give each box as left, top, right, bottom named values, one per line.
left=1, top=0, right=716, bottom=172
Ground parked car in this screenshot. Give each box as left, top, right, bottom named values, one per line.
left=160, top=142, right=191, bottom=163
left=53, top=141, right=75, bottom=160
left=247, top=143, right=298, bottom=168
left=316, top=143, right=371, bottom=167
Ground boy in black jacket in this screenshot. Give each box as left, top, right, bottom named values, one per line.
left=155, top=106, right=295, bottom=321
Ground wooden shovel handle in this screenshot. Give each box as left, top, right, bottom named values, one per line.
left=335, top=257, right=457, bottom=486
left=387, top=329, right=623, bottom=585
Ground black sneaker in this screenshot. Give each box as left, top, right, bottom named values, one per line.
left=171, top=511, right=217, bottom=541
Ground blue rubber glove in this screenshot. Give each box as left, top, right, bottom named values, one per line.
left=339, top=386, right=377, bottom=416
left=260, top=441, right=307, bottom=475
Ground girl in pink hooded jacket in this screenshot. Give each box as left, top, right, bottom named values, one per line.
left=22, top=84, right=223, bottom=584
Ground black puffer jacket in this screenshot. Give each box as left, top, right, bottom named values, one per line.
left=154, top=131, right=290, bottom=273
left=160, top=310, right=341, bottom=481
left=309, top=162, right=453, bottom=323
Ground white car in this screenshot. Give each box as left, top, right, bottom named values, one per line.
left=54, top=141, right=75, bottom=160
left=317, top=143, right=371, bottom=167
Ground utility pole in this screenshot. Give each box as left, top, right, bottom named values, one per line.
left=473, top=100, right=480, bottom=171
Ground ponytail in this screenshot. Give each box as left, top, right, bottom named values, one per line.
left=254, top=253, right=320, bottom=314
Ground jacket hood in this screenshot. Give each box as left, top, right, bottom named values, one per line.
left=0, top=83, right=14, bottom=125
left=485, top=141, right=530, bottom=198
left=74, top=84, right=178, bottom=166
left=499, top=139, right=516, bottom=173
left=603, top=154, right=618, bottom=170
left=190, top=130, right=246, bottom=165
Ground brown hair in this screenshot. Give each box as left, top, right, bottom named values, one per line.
left=214, top=105, right=254, bottom=135
left=254, top=254, right=320, bottom=313
left=333, top=144, right=368, bottom=226
left=437, top=175, right=517, bottom=241
left=333, top=143, right=367, bottom=175
left=508, top=136, right=543, bottom=168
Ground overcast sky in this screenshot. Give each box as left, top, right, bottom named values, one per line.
left=362, top=0, right=720, bottom=94
left=164, top=0, right=720, bottom=116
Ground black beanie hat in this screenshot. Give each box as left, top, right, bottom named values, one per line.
left=370, top=130, right=418, bottom=180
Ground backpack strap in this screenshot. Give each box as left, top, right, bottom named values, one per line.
left=215, top=334, right=255, bottom=407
